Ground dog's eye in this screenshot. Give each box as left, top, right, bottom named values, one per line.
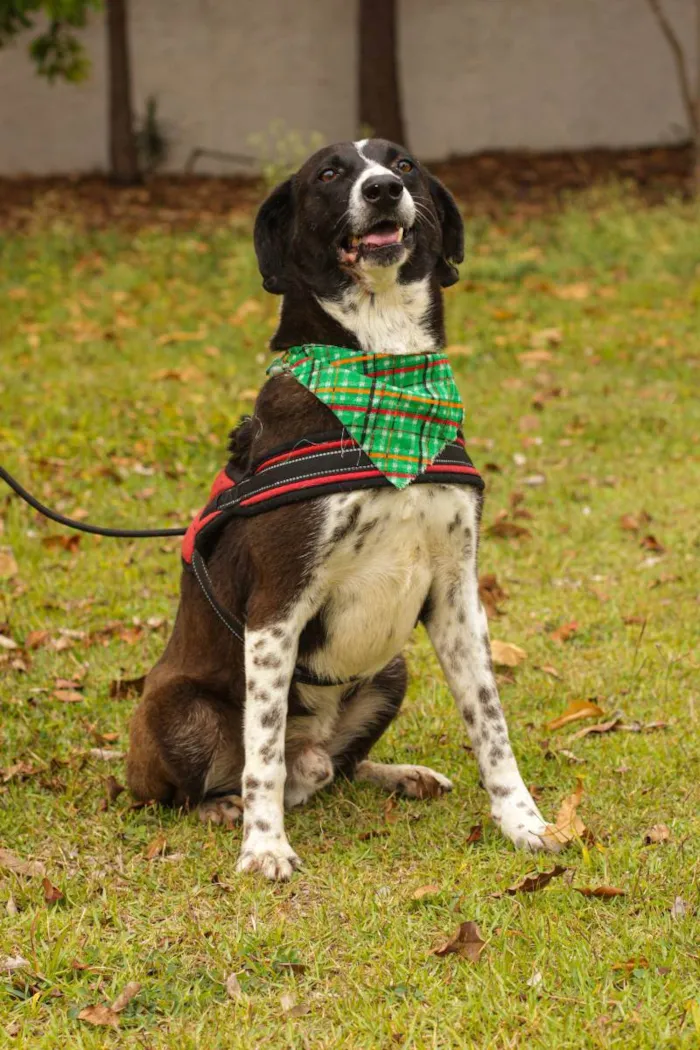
left=395, top=158, right=414, bottom=174
left=319, top=168, right=339, bottom=183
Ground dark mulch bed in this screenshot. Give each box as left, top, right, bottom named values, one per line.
left=0, top=144, right=693, bottom=232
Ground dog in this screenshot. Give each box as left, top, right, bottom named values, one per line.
left=127, top=139, right=558, bottom=880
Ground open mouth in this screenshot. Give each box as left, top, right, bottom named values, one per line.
left=339, top=221, right=410, bottom=265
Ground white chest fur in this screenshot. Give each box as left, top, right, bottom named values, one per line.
left=317, top=276, right=434, bottom=355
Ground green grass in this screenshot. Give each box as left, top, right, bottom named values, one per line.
left=1, top=186, right=699, bottom=1049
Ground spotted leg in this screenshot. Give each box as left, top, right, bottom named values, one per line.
left=236, top=619, right=304, bottom=881
left=425, top=537, right=559, bottom=852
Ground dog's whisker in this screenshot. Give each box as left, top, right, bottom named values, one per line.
left=412, top=201, right=440, bottom=235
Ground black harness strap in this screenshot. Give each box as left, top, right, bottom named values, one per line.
left=190, top=549, right=341, bottom=687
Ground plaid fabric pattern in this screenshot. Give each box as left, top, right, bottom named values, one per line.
left=270, top=345, right=465, bottom=489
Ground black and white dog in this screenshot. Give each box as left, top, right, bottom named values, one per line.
left=127, top=140, right=558, bottom=880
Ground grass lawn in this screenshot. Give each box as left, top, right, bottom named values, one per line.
left=1, top=185, right=699, bottom=1049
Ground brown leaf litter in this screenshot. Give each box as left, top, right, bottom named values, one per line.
left=490, top=866, right=568, bottom=898
left=432, top=921, right=487, bottom=962
left=546, top=699, right=605, bottom=731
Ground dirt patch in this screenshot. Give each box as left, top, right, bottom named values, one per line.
left=0, top=144, right=693, bottom=232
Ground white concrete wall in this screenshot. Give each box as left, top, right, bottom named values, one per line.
left=401, top=0, right=695, bottom=157
left=0, top=0, right=695, bottom=175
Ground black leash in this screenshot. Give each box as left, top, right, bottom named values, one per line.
left=0, top=462, right=355, bottom=690
left=0, top=465, right=186, bottom=538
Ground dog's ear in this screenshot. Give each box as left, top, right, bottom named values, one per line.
left=428, top=175, right=464, bottom=288
left=254, top=177, right=295, bottom=295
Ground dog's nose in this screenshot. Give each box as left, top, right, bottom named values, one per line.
left=361, top=175, right=404, bottom=205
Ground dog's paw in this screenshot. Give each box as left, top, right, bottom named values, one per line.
left=395, top=765, right=453, bottom=800
left=198, top=794, right=243, bottom=827
left=236, top=838, right=302, bottom=881
left=356, top=760, right=453, bottom=799
left=285, top=745, right=334, bottom=808
left=494, top=799, right=563, bottom=854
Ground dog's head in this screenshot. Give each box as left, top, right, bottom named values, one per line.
left=254, top=140, right=463, bottom=350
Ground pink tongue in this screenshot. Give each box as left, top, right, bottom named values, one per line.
left=361, top=227, right=399, bottom=247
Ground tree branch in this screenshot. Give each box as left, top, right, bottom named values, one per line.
left=645, top=0, right=698, bottom=133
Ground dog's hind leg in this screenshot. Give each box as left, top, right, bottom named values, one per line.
left=127, top=675, right=243, bottom=810
left=328, top=656, right=452, bottom=798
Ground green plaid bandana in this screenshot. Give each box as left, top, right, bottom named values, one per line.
left=268, top=345, right=464, bottom=489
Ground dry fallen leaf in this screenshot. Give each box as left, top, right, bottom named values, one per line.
left=111, top=981, right=141, bottom=1013
left=644, top=824, right=671, bottom=845
left=487, top=520, right=532, bottom=540
left=568, top=715, right=622, bottom=741
left=490, top=640, right=527, bottom=668
left=1, top=955, right=30, bottom=972
left=479, top=573, right=508, bottom=618
left=670, top=897, right=689, bottom=919
left=41, top=534, right=81, bottom=554
left=547, top=699, right=605, bottom=732
left=530, top=327, right=562, bottom=348
left=109, top=675, right=146, bottom=699
left=576, top=886, right=626, bottom=898
left=357, top=828, right=390, bottom=841
left=226, top=972, right=244, bottom=1001
left=640, top=534, right=665, bottom=554
left=543, top=779, right=592, bottom=848
left=432, top=921, right=486, bottom=962
left=550, top=621, right=579, bottom=644
left=539, top=665, right=561, bottom=679
left=280, top=992, right=310, bottom=1017
left=87, top=748, right=125, bottom=762
left=0, top=848, right=45, bottom=877
left=384, top=797, right=399, bottom=825
left=0, top=549, right=18, bottom=579
left=612, top=957, right=649, bottom=973
left=466, top=824, right=483, bottom=845
left=2, top=761, right=39, bottom=783
left=619, top=513, right=646, bottom=532
left=230, top=299, right=263, bottom=325
left=145, top=834, right=167, bottom=860
left=105, top=775, right=125, bottom=802
left=491, top=866, right=568, bottom=898
left=641, top=721, right=669, bottom=733
left=555, top=282, right=590, bottom=300
left=53, top=689, right=83, bottom=703
left=42, top=877, right=63, bottom=904
left=518, top=349, right=554, bottom=366
left=153, top=330, right=206, bottom=348
left=25, top=629, right=51, bottom=649
left=557, top=748, right=585, bottom=764
left=412, top=884, right=440, bottom=900
left=78, top=1004, right=120, bottom=1029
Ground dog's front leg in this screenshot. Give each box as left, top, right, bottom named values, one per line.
left=236, top=618, right=303, bottom=881
left=425, top=556, right=559, bottom=852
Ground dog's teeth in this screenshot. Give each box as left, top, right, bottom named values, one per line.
left=397, top=228, right=404, bottom=242
left=349, top=236, right=360, bottom=247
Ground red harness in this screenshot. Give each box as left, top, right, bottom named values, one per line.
left=182, top=428, right=484, bottom=687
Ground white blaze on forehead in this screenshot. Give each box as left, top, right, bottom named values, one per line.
left=349, top=142, right=415, bottom=231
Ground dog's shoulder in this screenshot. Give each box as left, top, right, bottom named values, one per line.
left=246, top=374, right=340, bottom=462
